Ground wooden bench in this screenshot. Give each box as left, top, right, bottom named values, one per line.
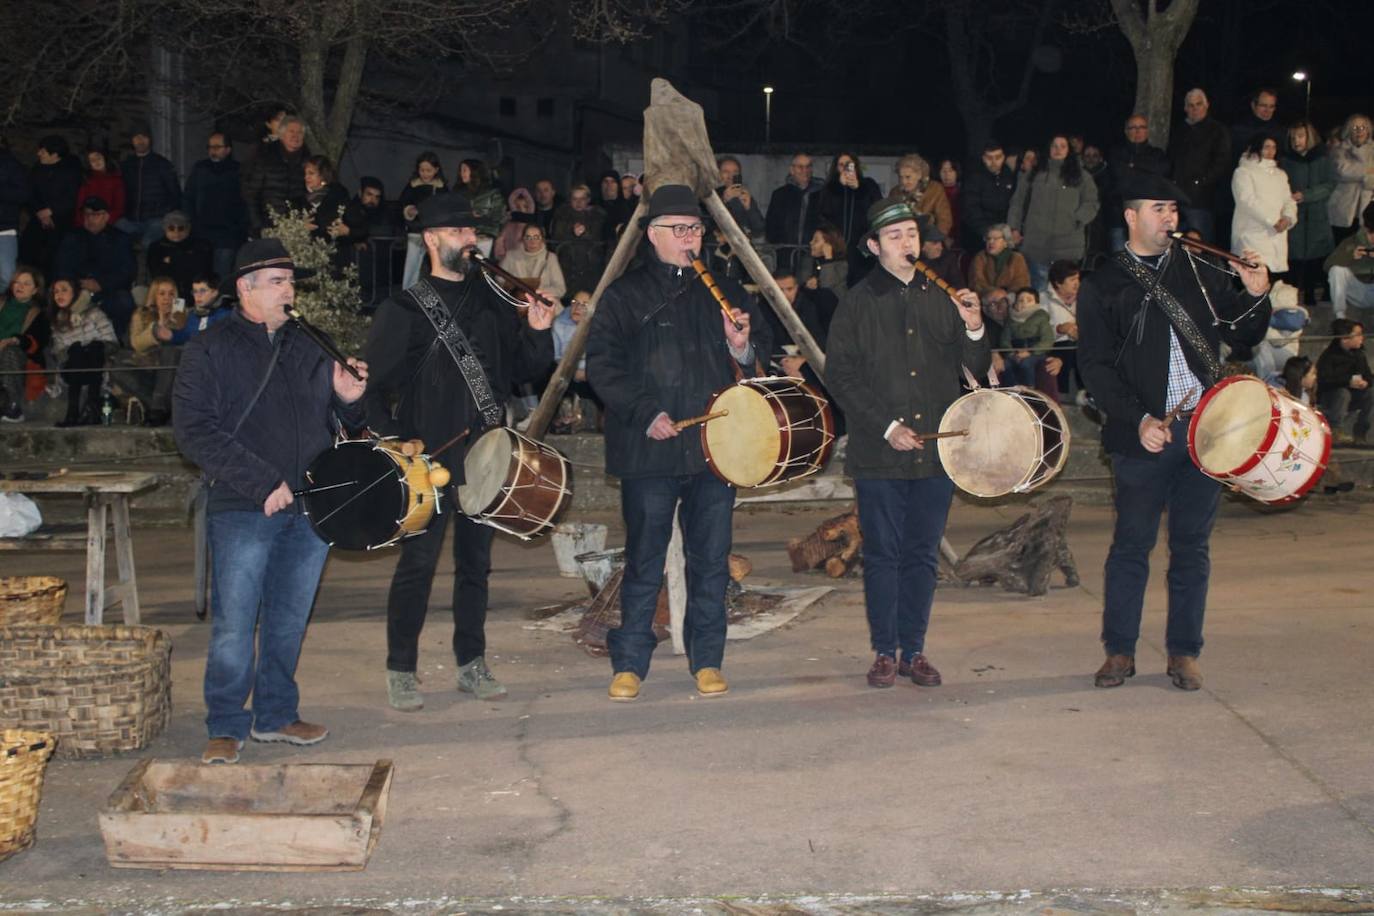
left=0, top=472, right=158, bottom=624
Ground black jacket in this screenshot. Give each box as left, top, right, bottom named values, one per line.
left=56, top=227, right=135, bottom=294
left=0, top=150, right=29, bottom=232
left=120, top=152, right=181, bottom=221
left=961, top=164, right=1017, bottom=247
left=765, top=179, right=823, bottom=261
left=1168, top=117, right=1232, bottom=210
left=146, top=236, right=214, bottom=298
left=173, top=308, right=366, bottom=513
left=1316, top=339, right=1373, bottom=399
left=587, top=248, right=771, bottom=480
left=307, top=182, right=369, bottom=268
left=1078, top=249, right=1271, bottom=459
left=242, top=143, right=308, bottom=233
left=827, top=265, right=991, bottom=479
left=1102, top=141, right=1172, bottom=228
left=363, top=274, right=552, bottom=485
left=184, top=156, right=247, bottom=249
left=28, top=156, right=82, bottom=228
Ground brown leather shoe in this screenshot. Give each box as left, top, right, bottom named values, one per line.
left=866, top=654, right=897, bottom=688
left=906, top=653, right=942, bottom=687
left=1094, top=654, right=1136, bottom=688
left=201, top=737, right=242, bottom=765
left=1167, top=655, right=1203, bottom=691
left=250, top=720, right=329, bottom=745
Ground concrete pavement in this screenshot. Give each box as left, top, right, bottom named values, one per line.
left=2, top=495, right=1373, bottom=913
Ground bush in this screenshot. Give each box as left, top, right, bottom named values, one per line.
left=264, top=204, right=370, bottom=355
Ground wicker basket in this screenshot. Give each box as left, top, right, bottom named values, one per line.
left=0, top=729, right=56, bottom=862
left=0, top=577, right=68, bottom=627
left=0, top=626, right=171, bottom=758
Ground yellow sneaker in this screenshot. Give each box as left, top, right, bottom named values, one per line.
left=609, top=671, right=642, bottom=701
left=695, top=668, right=729, bottom=697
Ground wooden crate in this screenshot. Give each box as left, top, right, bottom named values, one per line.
left=98, top=759, right=394, bottom=871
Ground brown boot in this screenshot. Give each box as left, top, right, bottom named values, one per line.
left=1167, top=655, right=1203, bottom=691
left=1094, top=654, right=1136, bottom=688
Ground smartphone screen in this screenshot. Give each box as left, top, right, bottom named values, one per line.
left=172, top=297, right=186, bottom=313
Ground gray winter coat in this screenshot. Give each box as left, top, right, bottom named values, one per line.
left=1007, top=159, right=1099, bottom=265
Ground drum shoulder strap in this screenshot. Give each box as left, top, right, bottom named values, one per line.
left=1114, top=251, right=1221, bottom=382
left=405, top=279, right=504, bottom=429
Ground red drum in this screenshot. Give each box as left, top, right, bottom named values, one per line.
left=701, top=377, right=835, bottom=488
left=1187, top=374, right=1330, bottom=503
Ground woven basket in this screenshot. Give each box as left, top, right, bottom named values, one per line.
left=0, top=577, right=68, bottom=627
left=0, top=626, right=171, bottom=758
left=0, top=729, right=56, bottom=862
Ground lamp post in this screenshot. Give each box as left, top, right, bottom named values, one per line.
left=763, top=86, right=774, bottom=144
left=1292, top=71, right=1311, bottom=121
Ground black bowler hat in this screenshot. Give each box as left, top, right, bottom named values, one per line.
left=638, top=184, right=701, bottom=228
left=413, top=193, right=479, bottom=230
left=220, top=238, right=315, bottom=298
left=1118, top=171, right=1192, bottom=207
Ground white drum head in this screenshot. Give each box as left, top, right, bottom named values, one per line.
left=704, top=384, right=779, bottom=487
left=459, top=428, right=514, bottom=515
left=938, top=389, right=1040, bottom=497
left=1193, top=377, right=1273, bottom=474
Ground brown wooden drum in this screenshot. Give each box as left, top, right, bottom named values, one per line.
left=937, top=386, right=1070, bottom=497
left=458, top=427, right=571, bottom=540
left=701, top=377, right=835, bottom=488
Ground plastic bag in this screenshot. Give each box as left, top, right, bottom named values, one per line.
left=0, top=492, right=43, bottom=537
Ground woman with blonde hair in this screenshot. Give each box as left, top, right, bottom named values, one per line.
left=886, top=153, right=953, bottom=237
left=1282, top=119, right=1336, bottom=304
left=112, top=276, right=185, bottom=426
left=1329, top=113, right=1374, bottom=243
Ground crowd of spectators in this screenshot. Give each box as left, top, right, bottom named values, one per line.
left=2, top=84, right=1374, bottom=438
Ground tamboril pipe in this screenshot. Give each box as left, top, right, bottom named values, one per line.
left=1168, top=232, right=1260, bottom=270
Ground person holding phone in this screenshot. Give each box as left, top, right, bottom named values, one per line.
left=818, top=152, right=884, bottom=286
left=715, top=156, right=764, bottom=237
left=1325, top=200, right=1374, bottom=319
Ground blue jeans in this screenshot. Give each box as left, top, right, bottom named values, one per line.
left=116, top=217, right=166, bottom=248
left=212, top=247, right=237, bottom=282
left=205, top=510, right=329, bottom=739
left=1102, top=420, right=1219, bottom=659
left=1180, top=208, right=1215, bottom=244
left=611, top=473, right=735, bottom=678
left=0, top=234, right=17, bottom=289
left=1002, top=353, right=1045, bottom=389
left=854, top=476, right=955, bottom=660
left=1027, top=259, right=1050, bottom=291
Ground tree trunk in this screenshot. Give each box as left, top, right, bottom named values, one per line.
left=1109, top=0, right=1201, bottom=151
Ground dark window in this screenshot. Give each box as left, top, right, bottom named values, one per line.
left=537, top=97, right=555, bottom=118
left=499, top=97, right=517, bottom=117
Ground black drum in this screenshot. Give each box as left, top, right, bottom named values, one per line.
left=301, top=440, right=447, bottom=550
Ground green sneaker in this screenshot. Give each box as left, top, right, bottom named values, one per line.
left=386, top=670, right=424, bottom=712
left=456, top=656, right=508, bottom=700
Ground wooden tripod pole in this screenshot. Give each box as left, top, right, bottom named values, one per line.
left=525, top=200, right=649, bottom=441
left=700, top=192, right=828, bottom=382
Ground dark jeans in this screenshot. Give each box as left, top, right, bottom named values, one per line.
left=854, top=476, right=955, bottom=661
left=1318, top=386, right=1373, bottom=437
left=61, top=342, right=105, bottom=413
left=1102, top=421, right=1219, bottom=659
left=1180, top=207, right=1216, bottom=244
left=386, top=508, right=495, bottom=672
left=204, top=510, right=329, bottom=739
left=610, top=472, right=735, bottom=679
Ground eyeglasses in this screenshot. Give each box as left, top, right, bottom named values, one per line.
left=650, top=222, right=706, bottom=238
left=166, top=225, right=189, bottom=233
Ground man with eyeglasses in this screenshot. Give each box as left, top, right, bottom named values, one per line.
left=1103, top=114, right=1171, bottom=252
left=147, top=210, right=213, bottom=300
left=766, top=153, right=825, bottom=274
left=185, top=132, right=248, bottom=279
left=586, top=184, right=771, bottom=702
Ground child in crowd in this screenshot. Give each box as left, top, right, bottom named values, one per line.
left=999, top=286, right=1060, bottom=398
left=1316, top=318, right=1373, bottom=444
left=1278, top=355, right=1317, bottom=406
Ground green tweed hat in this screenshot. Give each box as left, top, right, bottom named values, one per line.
left=864, top=200, right=919, bottom=245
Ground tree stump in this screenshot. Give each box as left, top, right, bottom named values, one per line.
left=952, top=495, right=1080, bottom=596
left=787, top=507, right=863, bottom=578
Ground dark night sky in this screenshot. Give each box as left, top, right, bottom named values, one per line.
left=704, top=1, right=1374, bottom=163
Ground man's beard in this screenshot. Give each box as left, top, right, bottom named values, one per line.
left=438, top=241, right=472, bottom=274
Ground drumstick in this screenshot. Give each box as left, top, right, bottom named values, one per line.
left=293, top=480, right=359, bottom=498
left=427, top=427, right=472, bottom=460
left=1163, top=386, right=1199, bottom=426
left=674, top=410, right=729, bottom=431
left=915, top=429, right=969, bottom=443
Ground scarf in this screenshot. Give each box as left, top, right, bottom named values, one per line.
left=0, top=297, right=34, bottom=339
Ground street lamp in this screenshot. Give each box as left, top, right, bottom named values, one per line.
left=763, top=86, right=774, bottom=144
left=1292, top=71, right=1311, bottom=120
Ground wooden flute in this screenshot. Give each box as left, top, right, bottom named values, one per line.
left=690, top=257, right=745, bottom=331
left=1168, top=231, right=1260, bottom=270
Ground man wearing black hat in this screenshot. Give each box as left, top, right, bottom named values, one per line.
left=363, top=193, right=555, bottom=711
left=827, top=200, right=990, bottom=690
left=173, top=238, right=369, bottom=764
left=55, top=195, right=136, bottom=339
left=1078, top=172, right=1271, bottom=692
left=586, top=183, right=770, bottom=702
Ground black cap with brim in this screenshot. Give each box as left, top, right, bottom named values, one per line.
left=917, top=213, right=947, bottom=244
left=413, top=193, right=480, bottom=230
left=1118, top=171, right=1192, bottom=207
left=81, top=195, right=109, bottom=212
left=863, top=200, right=919, bottom=249
left=219, top=238, right=316, bottom=299
left=638, top=184, right=701, bottom=228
